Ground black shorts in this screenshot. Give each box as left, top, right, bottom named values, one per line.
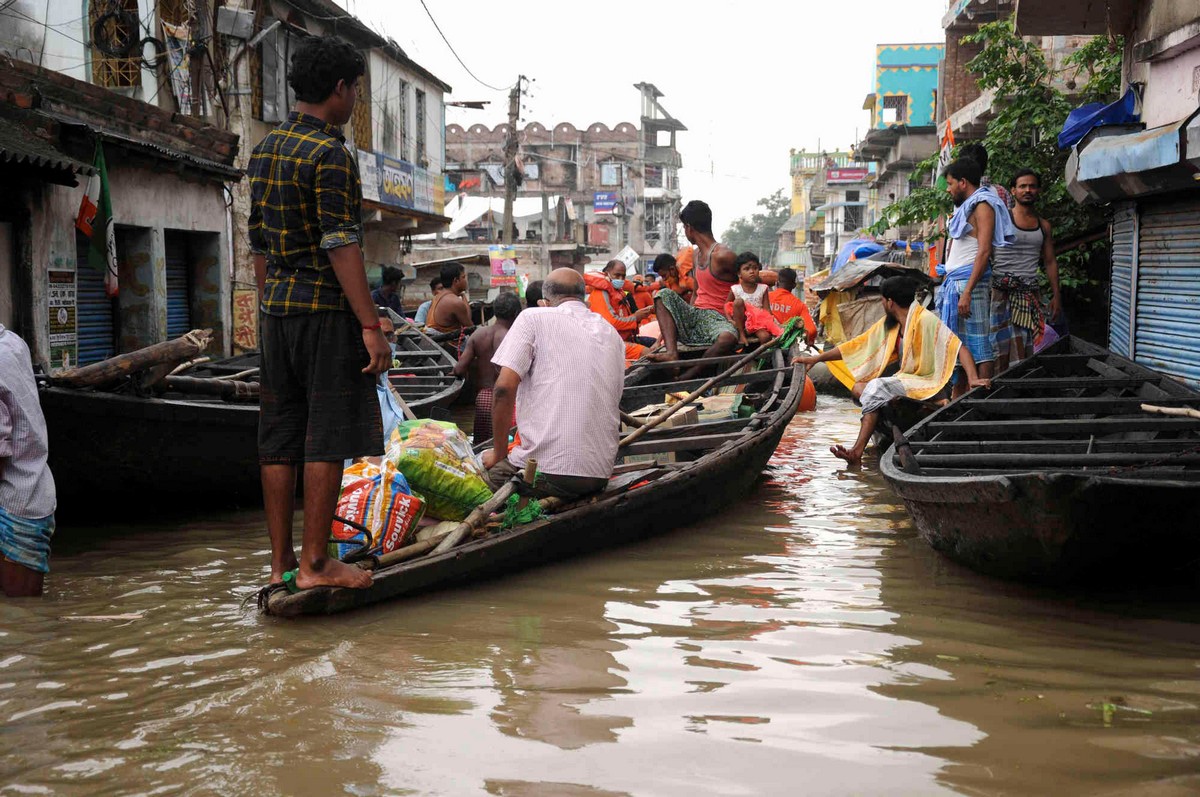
left=258, top=311, right=384, bottom=465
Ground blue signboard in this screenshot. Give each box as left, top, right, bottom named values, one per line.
left=379, top=155, right=415, bottom=210
left=593, top=191, right=618, bottom=215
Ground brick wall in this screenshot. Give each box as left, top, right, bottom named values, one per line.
left=940, top=33, right=985, bottom=123
left=0, top=55, right=239, bottom=166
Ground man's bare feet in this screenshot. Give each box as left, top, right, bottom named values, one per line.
left=270, top=552, right=300, bottom=585
left=647, top=350, right=678, bottom=363
left=830, top=444, right=864, bottom=469
left=295, top=557, right=373, bottom=590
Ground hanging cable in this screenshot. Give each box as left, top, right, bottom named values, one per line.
left=414, top=0, right=506, bottom=93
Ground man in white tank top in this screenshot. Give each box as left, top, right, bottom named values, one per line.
left=990, top=169, right=1061, bottom=372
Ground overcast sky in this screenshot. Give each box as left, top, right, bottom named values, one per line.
left=343, top=0, right=948, bottom=236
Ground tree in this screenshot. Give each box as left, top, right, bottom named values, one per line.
left=722, top=189, right=791, bottom=260
left=869, top=20, right=1123, bottom=290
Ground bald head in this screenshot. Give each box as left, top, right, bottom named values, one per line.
left=542, top=267, right=586, bottom=305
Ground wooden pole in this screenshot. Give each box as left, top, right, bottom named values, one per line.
left=50, top=329, right=213, bottom=389
left=1142, top=403, right=1200, bottom=420
left=619, top=337, right=781, bottom=448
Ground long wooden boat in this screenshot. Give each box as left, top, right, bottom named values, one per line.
left=263, top=347, right=804, bottom=616
left=195, top=324, right=463, bottom=416
left=385, top=324, right=463, bottom=414
left=40, top=386, right=261, bottom=513
left=880, top=336, right=1200, bottom=585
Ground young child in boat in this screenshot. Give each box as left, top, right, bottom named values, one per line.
left=725, top=252, right=781, bottom=346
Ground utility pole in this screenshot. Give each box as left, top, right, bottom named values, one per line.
left=501, top=76, right=524, bottom=246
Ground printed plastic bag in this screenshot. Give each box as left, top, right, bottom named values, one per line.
left=329, top=457, right=426, bottom=560
left=386, top=420, right=493, bottom=521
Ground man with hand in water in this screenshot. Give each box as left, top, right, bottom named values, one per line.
left=248, top=35, right=388, bottom=590
left=797, top=277, right=989, bottom=468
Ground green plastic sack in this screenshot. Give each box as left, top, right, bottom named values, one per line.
left=386, top=420, right=493, bottom=521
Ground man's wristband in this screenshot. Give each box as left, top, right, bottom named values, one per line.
left=362, top=321, right=382, bottom=331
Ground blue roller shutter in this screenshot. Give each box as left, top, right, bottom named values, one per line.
left=1134, top=197, right=1200, bottom=388
left=1107, top=203, right=1136, bottom=358
left=76, top=231, right=115, bottom=365
left=164, top=234, right=192, bottom=339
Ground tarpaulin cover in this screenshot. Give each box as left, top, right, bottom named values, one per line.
left=1058, top=88, right=1139, bottom=150
left=831, top=238, right=884, bottom=274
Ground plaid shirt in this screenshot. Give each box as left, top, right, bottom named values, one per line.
left=248, top=112, right=363, bottom=316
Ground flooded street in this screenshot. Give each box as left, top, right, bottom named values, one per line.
left=3, top=398, right=1200, bottom=796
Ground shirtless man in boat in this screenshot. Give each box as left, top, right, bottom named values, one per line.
left=453, top=292, right=522, bottom=444
left=797, top=277, right=990, bottom=468
left=426, top=262, right=472, bottom=349
left=650, top=200, right=740, bottom=379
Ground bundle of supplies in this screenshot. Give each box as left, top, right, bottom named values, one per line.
left=329, top=457, right=426, bottom=560
left=387, top=420, right=493, bottom=521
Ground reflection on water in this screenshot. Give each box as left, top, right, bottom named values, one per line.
left=2, top=398, right=1199, bottom=795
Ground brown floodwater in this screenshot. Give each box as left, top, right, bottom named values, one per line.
left=3, top=398, right=1200, bottom=796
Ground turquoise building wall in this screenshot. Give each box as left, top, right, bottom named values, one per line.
left=871, top=44, right=943, bottom=129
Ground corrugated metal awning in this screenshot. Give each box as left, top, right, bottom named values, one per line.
left=0, top=115, right=94, bottom=185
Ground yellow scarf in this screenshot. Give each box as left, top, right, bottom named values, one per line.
left=829, top=302, right=960, bottom=400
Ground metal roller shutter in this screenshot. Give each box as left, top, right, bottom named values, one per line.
left=1134, top=197, right=1200, bottom=388
left=164, top=234, right=192, bottom=340
left=1108, top=203, right=1136, bottom=358
left=76, top=231, right=115, bottom=365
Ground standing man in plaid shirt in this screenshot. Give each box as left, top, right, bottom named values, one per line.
left=248, top=36, right=388, bottom=590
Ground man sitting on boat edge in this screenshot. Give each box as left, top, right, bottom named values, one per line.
left=796, top=276, right=991, bottom=468
left=482, top=268, right=625, bottom=501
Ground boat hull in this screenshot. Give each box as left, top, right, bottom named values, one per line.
left=881, top=461, right=1200, bottom=584
left=40, top=388, right=261, bottom=514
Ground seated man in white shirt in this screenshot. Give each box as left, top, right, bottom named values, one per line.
left=482, top=268, right=625, bottom=500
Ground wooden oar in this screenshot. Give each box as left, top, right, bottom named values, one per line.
left=619, top=336, right=782, bottom=448
left=383, top=376, right=418, bottom=421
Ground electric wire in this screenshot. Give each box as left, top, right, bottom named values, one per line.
left=414, top=0, right=507, bottom=93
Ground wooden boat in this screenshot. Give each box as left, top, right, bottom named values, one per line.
left=263, top=346, right=804, bottom=616
left=194, top=324, right=463, bottom=417
left=40, top=385, right=262, bottom=513
left=880, top=336, right=1200, bottom=585
left=385, top=324, right=463, bottom=414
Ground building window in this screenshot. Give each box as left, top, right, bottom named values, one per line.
left=881, top=95, right=908, bottom=125
left=600, top=162, right=621, bottom=186
left=90, top=0, right=142, bottom=89
left=846, top=190, right=860, bottom=202
left=844, top=205, right=864, bottom=231
left=644, top=165, right=663, bottom=188
left=415, top=89, right=427, bottom=165
left=350, top=63, right=372, bottom=152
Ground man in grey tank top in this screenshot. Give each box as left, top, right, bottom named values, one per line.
left=990, top=169, right=1061, bottom=372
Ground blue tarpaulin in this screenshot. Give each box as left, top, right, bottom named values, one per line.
left=1058, top=89, right=1139, bottom=150
left=831, top=238, right=884, bottom=274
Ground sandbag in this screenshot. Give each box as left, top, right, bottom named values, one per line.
left=387, top=420, right=493, bottom=521
left=329, top=457, right=426, bottom=560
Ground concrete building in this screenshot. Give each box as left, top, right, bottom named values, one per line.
left=939, top=0, right=1094, bottom=140
left=426, top=82, right=685, bottom=287
left=219, top=0, right=451, bottom=351
left=854, top=44, right=943, bottom=239
left=0, top=9, right=239, bottom=371
left=0, top=0, right=451, bottom=363
left=782, top=149, right=876, bottom=271
left=1017, top=0, right=1200, bottom=387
